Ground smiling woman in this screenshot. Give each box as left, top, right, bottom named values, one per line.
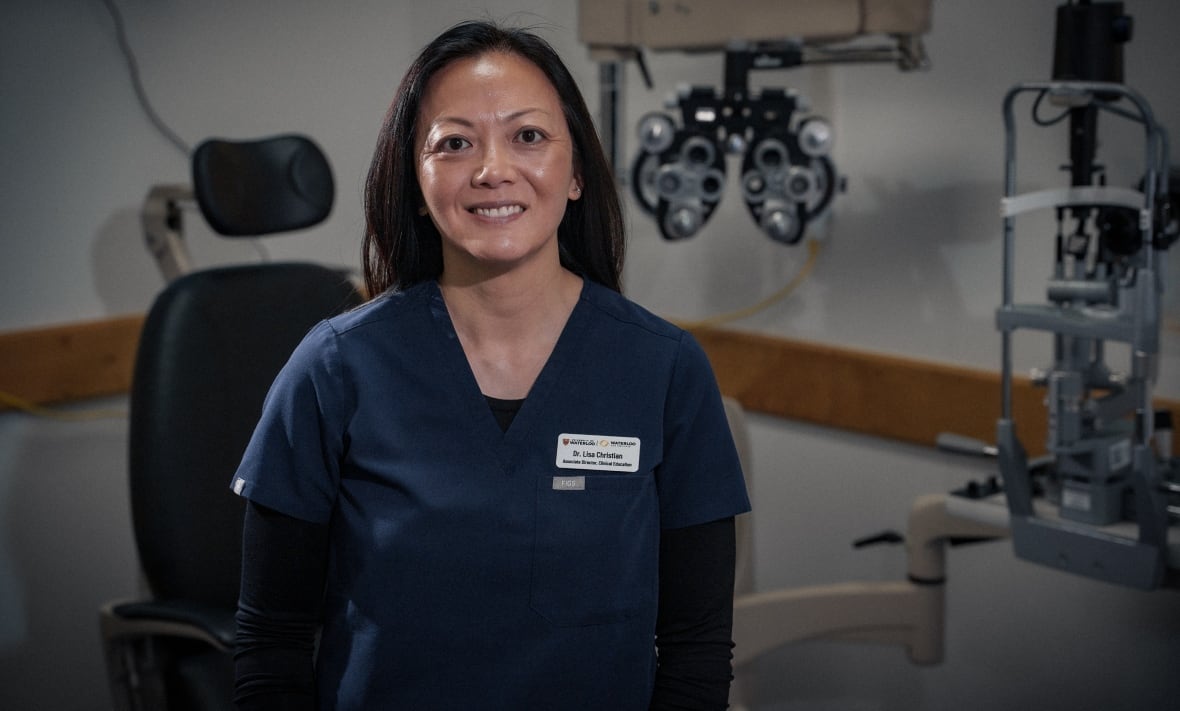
left=413, top=50, right=588, bottom=399
left=415, top=51, right=582, bottom=284
left=229, top=20, right=750, bottom=711
left=361, top=22, right=624, bottom=298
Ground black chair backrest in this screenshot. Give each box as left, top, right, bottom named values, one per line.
left=128, top=262, right=361, bottom=606
left=192, top=135, right=334, bottom=236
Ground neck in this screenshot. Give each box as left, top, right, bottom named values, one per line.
left=439, top=261, right=580, bottom=337
left=438, top=265, right=583, bottom=400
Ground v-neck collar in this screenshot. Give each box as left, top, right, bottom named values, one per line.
left=424, top=278, right=596, bottom=465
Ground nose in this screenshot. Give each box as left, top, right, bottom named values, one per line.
left=472, top=141, right=514, bottom=187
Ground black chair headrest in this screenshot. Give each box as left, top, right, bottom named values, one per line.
left=192, top=134, right=334, bottom=236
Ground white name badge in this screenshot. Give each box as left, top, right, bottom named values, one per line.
left=555, top=434, right=641, bottom=472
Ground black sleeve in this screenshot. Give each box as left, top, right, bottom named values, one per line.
left=234, top=501, right=329, bottom=711
left=650, top=517, right=737, bottom=711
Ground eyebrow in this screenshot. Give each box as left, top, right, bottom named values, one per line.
left=427, top=107, right=551, bottom=130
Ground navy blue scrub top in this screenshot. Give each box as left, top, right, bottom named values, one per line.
left=232, top=277, right=750, bottom=711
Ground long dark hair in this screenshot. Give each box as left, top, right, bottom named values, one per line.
left=361, top=20, right=624, bottom=296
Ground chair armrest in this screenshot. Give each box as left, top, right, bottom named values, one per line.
left=732, top=580, right=943, bottom=666
left=100, top=598, right=235, bottom=651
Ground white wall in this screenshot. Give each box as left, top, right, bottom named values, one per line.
left=619, top=0, right=1180, bottom=386
left=1, top=1, right=1178, bottom=710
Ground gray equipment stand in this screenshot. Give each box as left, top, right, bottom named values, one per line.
left=995, top=81, right=1174, bottom=590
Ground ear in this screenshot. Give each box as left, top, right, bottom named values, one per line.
left=568, top=176, right=583, bottom=201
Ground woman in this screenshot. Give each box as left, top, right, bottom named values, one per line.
left=232, top=20, right=750, bottom=711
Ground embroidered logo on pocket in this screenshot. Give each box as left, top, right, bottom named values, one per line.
left=552, top=476, right=585, bottom=491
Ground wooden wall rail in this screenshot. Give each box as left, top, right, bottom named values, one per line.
left=0, top=315, right=1175, bottom=456
left=0, top=315, right=144, bottom=408
left=694, top=327, right=1048, bottom=452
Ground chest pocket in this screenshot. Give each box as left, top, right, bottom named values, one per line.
left=530, top=473, right=658, bottom=627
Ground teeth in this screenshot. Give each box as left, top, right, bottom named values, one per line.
left=473, top=205, right=523, bottom=218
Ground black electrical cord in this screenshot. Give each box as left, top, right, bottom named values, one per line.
left=99, top=0, right=191, bottom=157
left=1031, top=89, right=1072, bottom=127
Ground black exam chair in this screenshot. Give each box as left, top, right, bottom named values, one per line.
left=99, top=135, right=363, bottom=711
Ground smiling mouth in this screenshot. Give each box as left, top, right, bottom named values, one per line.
left=470, top=205, right=525, bottom=218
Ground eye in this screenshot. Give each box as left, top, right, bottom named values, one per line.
left=438, top=136, right=471, bottom=152
left=517, top=128, right=546, bottom=145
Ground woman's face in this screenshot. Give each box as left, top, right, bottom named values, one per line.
left=415, top=51, right=581, bottom=280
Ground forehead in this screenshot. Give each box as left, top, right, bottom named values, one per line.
left=419, top=51, right=563, bottom=123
